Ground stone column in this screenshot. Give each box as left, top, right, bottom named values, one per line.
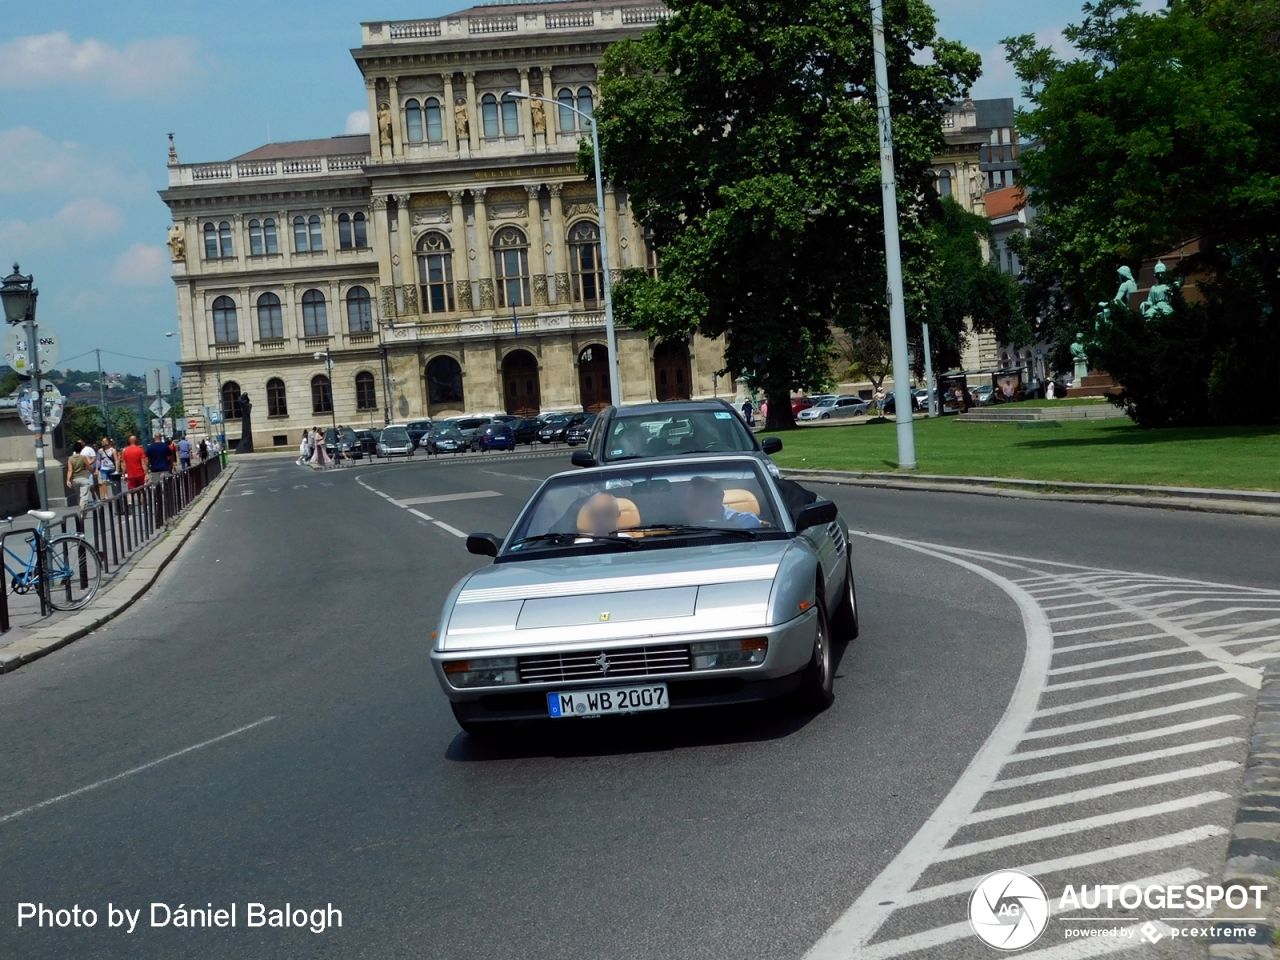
left=322, top=206, right=337, bottom=255
left=447, top=190, right=473, bottom=311
left=282, top=283, right=298, bottom=342
left=395, top=194, right=418, bottom=315
left=472, top=188, right=494, bottom=311
left=464, top=72, right=480, bottom=152
left=548, top=184, right=570, bottom=304
left=541, top=67, right=558, bottom=147
left=371, top=197, right=396, bottom=321
left=277, top=210, right=292, bottom=268
left=518, top=68, right=535, bottom=150
left=442, top=73, right=458, bottom=153
left=603, top=182, right=623, bottom=287
left=526, top=185, right=549, bottom=307
left=364, top=80, right=380, bottom=157
left=388, top=77, right=404, bottom=158
left=233, top=213, right=247, bottom=270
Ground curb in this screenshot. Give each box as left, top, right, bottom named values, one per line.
left=781, top=470, right=1280, bottom=519
left=0, top=465, right=238, bottom=675
left=1211, top=661, right=1280, bottom=958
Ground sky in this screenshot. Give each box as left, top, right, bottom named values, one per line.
left=0, top=0, right=1103, bottom=375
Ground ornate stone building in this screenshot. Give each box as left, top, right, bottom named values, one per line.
left=161, top=1, right=726, bottom=448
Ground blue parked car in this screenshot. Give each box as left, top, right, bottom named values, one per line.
left=472, top=421, right=515, bottom=452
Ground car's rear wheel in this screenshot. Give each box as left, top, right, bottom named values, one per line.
left=832, top=558, right=860, bottom=641
left=450, top=703, right=516, bottom=738
left=794, top=598, right=834, bottom=711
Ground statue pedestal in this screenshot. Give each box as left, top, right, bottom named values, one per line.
left=1068, top=372, right=1121, bottom=399
left=1074, top=359, right=1089, bottom=383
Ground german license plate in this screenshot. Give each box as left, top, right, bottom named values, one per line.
left=547, top=684, right=668, bottom=718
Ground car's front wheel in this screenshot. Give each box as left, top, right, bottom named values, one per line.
left=794, top=598, right=834, bottom=711
left=832, top=558, right=860, bottom=641
left=820, top=413, right=830, bottom=420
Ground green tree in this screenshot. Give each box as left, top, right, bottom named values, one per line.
left=595, top=0, right=979, bottom=427
left=1004, top=0, right=1280, bottom=423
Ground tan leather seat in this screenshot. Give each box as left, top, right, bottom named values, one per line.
left=577, top=496, right=641, bottom=532
left=722, top=489, right=761, bottom=516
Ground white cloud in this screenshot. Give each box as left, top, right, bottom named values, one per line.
left=0, top=126, right=146, bottom=197
left=0, top=197, right=124, bottom=249
left=111, top=243, right=169, bottom=287
left=0, top=32, right=203, bottom=99
left=344, top=110, right=370, bottom=135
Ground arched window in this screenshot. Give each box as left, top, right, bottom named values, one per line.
left=203, top=223, right=218, bottom=260
left=568, top=220, right=602, bottom=305
left=256, top=292, right=283, bottom=340
left=501, top=93, right=519, bottom=136
left=212, top=295, right=238, bottom=343
left=338, top=213, right=353, bottom=250
left=263, top=217, right=278, bottom=254
left=557, top=87, right=576, bottom=132
left=311, top=374, right=333, bottom=414
left=352, top=212, right=367, bottom=247
left=301, top=290, right=328, bottom=336
left=308, top=214, right=324, bottom=251
left=346, top=286, right=373, bottom=332
left=427, top=355, right=464, bottom=407
left=405, top=98, right=423, bottom=143
left=417, top=232, right=455, bottom=314
left=221, top=381, right=243, bottom=420
left=576, top=86, right=594, bottom=123
left=355, top=371, right=377, bottom=411
left=493, top=227, right=530, bottom=308
left=248, top=219, right=264, bottom=256
left=939, top=170, right=952, bottom=198
left=218, top=220, right=233, bottom=258
left=266, top=377, right=288, bottom=417
left=424, top=97, right=443, bottom=141
left=293, top=216, right=308, bottom=251
left=481, top=94, right=500, bottom=138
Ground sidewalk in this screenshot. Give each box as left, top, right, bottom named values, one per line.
left=0, top=464, right=237, bottom=673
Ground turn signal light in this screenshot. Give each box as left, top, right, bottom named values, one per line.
left=798, top=600, right=811, bottom=612
left=443, top=660, right=470, bottom=674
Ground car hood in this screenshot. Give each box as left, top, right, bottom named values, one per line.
left=439, top=539, right=797, bottom=651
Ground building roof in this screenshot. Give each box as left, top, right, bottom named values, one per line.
left=985, top=185, right=1025, bottom=220
left=232, top=136, right=369, bottom=162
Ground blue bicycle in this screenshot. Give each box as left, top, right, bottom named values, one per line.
left=3, top=509, right=102, bottom=611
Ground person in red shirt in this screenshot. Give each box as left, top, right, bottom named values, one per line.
left=120, top=435, right=148, bottom=491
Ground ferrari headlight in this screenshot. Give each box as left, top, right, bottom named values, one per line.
left=443, top=657, right=520, bottom=687
left=690, top=638, right=768, bottom=670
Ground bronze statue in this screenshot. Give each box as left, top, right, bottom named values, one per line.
left=1140, top=261, right=1177, bottom=320
left=1096, top=265, right=1138, bottom=327
left=238, top=392, right=254, bottom=454
left=1070, top=333, right=1089, bottom=382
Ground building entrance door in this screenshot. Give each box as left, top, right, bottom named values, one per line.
left=577, top=345, right=611, bottom=412
left=653, top=340, right=691, bottom=401
left=502, top=349, right=541, bottom=416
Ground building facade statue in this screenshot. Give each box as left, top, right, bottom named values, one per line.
left=377, top=102, right=393, bottom=146
left=454, top=100, right=469, bottom=141
left=166, top=224, right=185, bottom=261
left=530, top=100, right=546, bottom=136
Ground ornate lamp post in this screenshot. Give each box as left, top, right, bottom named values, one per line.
left=1, top=264, right=48, bottom=508
left=509, top=91, right=621, bottom=408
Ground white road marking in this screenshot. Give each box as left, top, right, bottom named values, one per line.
left=1047, top=646, right=1200, bottom=674
left=1041, top=600, right=1114, bottom=612
left=967, top=762, right=1238, bottom=823
left=990, top=737, right=1243, bottom=789
left=0, top=717, right=278, bottom=826
left=1023, top=693, right=1246, bottom=738
left=1054, top=631, right=1177, bottom=652
left=376, top=491, right=391, bottom=498
left=1008, top=715, right=1241, bottom=761
left=1044, top=661, right=1225, bottom=690
left=936, top=791, right=1230, bottom=861
left=1052, top=620, right=1149, bottom=637
left=1035, top=675, right=1238, bottom=715
left=434, top=521, right=467, bottom=538
left=395, top=490, right=501, bottom=506
left=408, top=509, right=434, bottom=521
left=1011, top=923, right=1171, bottom=958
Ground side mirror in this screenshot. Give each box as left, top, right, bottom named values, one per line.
left=794, top=500, right=838, bottom=532
left=760, top=436, right=783, bottom=455
left=466, top=533, right=502, bottom=557
left=570, top=450, right=596, bottom=468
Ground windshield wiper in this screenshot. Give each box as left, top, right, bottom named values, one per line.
left=628, top=523, right=758, bottom=540
left=509, top=532, right=639, bottom=550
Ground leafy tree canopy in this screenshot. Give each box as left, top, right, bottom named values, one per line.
left=593, top=0, right=979, bottom=425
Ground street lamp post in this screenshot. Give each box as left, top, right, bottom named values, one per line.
left=314, top=349, right=339, bottom=437
left=1, top=263, right=48, bottom=509
left=509, top=91, right=622, bottom=408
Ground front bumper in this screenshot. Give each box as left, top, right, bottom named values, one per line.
left=431, top=610, right=817, bottom=720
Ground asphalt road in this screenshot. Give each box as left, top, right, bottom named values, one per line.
left=1, top=449, right=1277, bottom=959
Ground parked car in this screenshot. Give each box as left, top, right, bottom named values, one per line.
left=791, top=397, right=816, bottom=416
left=354, top=429, right=379, bottom=458
left=425, top=423, right=468, bottom=454
left=405, top=419, right=433, bottom=448
left=324, top=426, right=361, bottom=459
left=377, top=425, right=416, bottom=458
left=973, top=385, right=995, bottom=406
left=510, top=417, right=541, bottom=445
left=537, top=415, right=582, bottom=444
left=565, top=413, right=597, bottom=446
left=472, top=421, right=516, bottom=452
left=455, top=416, right=492, bottom=441
left=796, top=396, right=869, bottom=421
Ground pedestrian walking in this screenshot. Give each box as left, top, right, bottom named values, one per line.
left=741, top=399, right=755, bottom=427
left=65, top=443, right=94, bottom=509
left=145, top=435, right=172, bottom=481
left=121, top=436, right=147, bottom=491
left=297, top=430, right=311, bottom=466
left=98, top=437, right=117, bottom=500
left=176, top=436, right=192, bottom=470
left=198, top=438, right=209, bottom=461
left=309, top=427, right=330, bottom=468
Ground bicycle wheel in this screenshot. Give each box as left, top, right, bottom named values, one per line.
left=42, top=535, right=103, bottom=611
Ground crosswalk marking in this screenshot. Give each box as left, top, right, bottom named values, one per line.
left=1008, top=715, right=1240, bottom=761
left=1047, top=646, right=1199, bottom=674
left=991, top=737, right=1243, bottom=789
left=1044, top=660, right=1225, bottom=690
left=1023, top=693, right=1245, bottom=738
left=1035, top=674, right=1238, bottom=715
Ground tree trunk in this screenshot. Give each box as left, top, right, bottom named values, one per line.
left=765, top=388, right=795, bottom=430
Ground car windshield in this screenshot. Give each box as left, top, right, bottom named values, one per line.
left=433, top=425, right=462, bottom=437
left=457, top=418, right=487, bottom=430
left=543, top=417, right=569, bottom=427
left=601, top=410, right=755, bottom=461
left=381, top=428, right=408, bottom=442
left=505, top=460, right=782, bottom=556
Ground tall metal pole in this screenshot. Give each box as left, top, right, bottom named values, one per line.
left=870, top=0, right=918, bottom=469
left=96, top=348, right=112, bottom=443
left=922, top=322, right=937, bottom=417
left=24, top=319, right=48, bottom=509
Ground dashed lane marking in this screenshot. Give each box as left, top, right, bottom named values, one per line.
left=393, top=490, right=501, bottom=507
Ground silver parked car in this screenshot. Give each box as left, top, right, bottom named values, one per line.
left=377, top=425, right=416, bottom=458
left=796, top=395, right=870, bottom=421
left=432, top=455, right=858, bottom=736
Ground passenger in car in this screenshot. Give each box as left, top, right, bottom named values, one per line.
left=684, top=476, right=762, bottom=529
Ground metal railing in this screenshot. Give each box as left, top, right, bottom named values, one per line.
left=0, top=457, right=224, bottom=633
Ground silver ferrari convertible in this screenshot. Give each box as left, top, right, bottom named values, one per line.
left=431, top=455, right=858, bottom=735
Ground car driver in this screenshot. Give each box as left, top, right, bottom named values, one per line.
left=683, top=476, right=761, bottom=529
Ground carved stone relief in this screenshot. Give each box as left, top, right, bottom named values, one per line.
left=401, top=284, right=419, bottom=315
left=478, top=278, right=496, bottom=310
left=554, top=273, right=570, bottom=304
left=532, top=274, right=549, bottom=306
left=456, top=280, right=473, bottom=311
left=380, top=285, right=397, bottom=317
left=564, top=201, right=599, bottom=219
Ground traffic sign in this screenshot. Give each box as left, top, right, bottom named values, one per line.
left=3, top=326, right=61, bottom=375
left=204, top=405, right=222, bottom=425
left=162, top=417, right=174, bottom=436
left=16, top=381, right=64, bottom=432
left=149, top=397, right=172, bottom=418
left=188, top=418, right=198, bottom=430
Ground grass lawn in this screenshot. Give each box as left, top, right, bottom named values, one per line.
left=766, top=417, right=1280, bottom=491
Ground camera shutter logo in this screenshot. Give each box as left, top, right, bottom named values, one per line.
left=969, top=870, right=1049, bottom=950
